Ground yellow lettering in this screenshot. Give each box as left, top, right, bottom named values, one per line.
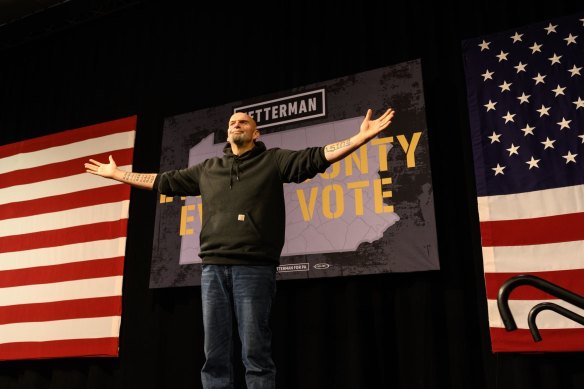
left=160, top=194, right=174, bottom=203
left=296, top=187, right=319, bottom=221
left=371, top=136, right=393, bottom=172
left=346, top=181, right=369, bottom=216
left=322, top=184, right=344, bottom=219
left=373, top=178, right=394, bottom=213
left=180, top=205, right=195, bottom=235
left=345, top=145, right=368, bottom=176
left=397, top=132, right=421, bottom=168
left=197, top=202, right=203, bottom=224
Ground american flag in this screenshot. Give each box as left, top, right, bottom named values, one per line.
left=0, top=116, right=136, bottom=360
left=463, top=13, right=584, bottom=352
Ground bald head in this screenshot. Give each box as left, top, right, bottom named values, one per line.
left=229, top=112, right=257, bottom=130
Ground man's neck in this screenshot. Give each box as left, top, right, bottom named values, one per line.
left=231, top=142, right=255, bottom=156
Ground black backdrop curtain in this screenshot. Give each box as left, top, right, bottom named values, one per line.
left=1, top=1, right=584, bottom=388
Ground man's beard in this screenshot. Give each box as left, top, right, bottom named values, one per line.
left=229, top=134, right=249, bottom=147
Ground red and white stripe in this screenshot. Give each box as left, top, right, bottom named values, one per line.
left=0, top=116, right=136, bottom=360
left=478, top=184, right=584, bottom=352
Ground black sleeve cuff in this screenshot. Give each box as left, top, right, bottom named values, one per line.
left=152, top=173, right=161, bottom=191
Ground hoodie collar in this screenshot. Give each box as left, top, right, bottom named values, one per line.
left=223, top=141, right=266, bottom=159
left=225, top=141, right=267, bottom=189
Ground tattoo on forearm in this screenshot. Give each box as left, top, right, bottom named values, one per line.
left=123, top=172, right=155, bottom=184
left=325, top=139, right=351, bottom=153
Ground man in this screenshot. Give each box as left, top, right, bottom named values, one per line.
left=85, top=107, right=395, bottom=389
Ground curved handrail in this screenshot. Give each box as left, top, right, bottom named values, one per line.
left=497, top=274, right=584, bottom=331
left=527, top=302, right=584, bottom=342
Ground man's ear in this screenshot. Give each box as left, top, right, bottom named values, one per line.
left=253, top=130, right=260, bottom=140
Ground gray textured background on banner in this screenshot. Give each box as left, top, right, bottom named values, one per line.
left=150, top=59, right=439, bottom=288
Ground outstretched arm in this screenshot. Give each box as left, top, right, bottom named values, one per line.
left=84, top=155, right=157, bottom=190
left=324, top=108, right=395, bottom=163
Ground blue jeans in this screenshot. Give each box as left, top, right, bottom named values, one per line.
left=200, top=264, right=277, bottom=389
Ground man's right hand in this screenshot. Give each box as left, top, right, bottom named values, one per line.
left=85, top=155, right=118, bottom=178
left=85, top=155, right=157, bottom=189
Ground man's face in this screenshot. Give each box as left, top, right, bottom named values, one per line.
left=227, top=113, right=259, bottom=147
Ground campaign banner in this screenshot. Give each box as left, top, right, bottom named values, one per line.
left=150, top=60, right=439, bottom=287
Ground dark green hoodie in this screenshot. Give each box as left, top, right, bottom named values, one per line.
left=153, top=141, right=331, bottom=265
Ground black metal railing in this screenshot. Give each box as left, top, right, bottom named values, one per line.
left=497, top=274, right=584, bottom=342
left=527, top=302, right=584, bottom=341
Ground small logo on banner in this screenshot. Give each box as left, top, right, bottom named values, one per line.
left=277, top=263, right=310, bottom=273
left=313, top=263, right=330, bottom=270
left=234, top=89, right=326, bottom=129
